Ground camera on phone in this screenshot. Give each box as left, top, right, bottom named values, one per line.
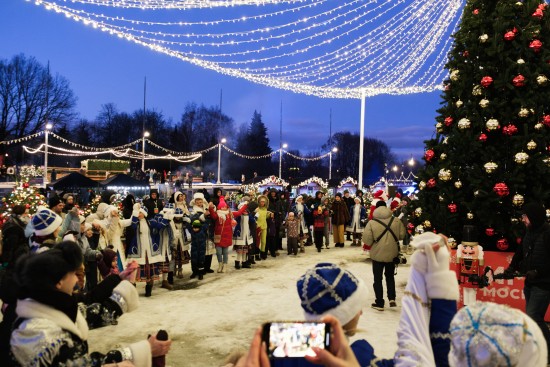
left=262, top=321, right=331, bottom=358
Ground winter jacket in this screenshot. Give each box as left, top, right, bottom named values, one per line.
left=346, top=204, right=366, bottom=232
left=285, top=218, right=301, bottom=239
left=313, top=209, right=329, bottom=231
left=10, top=289, right=149, bottom=367
left=0, top=216, right=29, bottom=304
left=331, top=200, right=350, bottom=226
left=143, top=196, right=164, bottom=220
left=509, top=222, right=550, bottom=289
left=362, top=207, right=406, bottom=263
left=209, top=204, right=248, bottom=247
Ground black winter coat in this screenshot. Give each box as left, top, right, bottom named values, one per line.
left=509, top=223, right=550, bottom=289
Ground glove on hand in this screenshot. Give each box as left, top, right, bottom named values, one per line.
left=133, top=203, right=141, bottom=211
left=424, top=241, right=459, bottom=300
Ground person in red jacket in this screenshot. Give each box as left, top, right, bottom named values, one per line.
left=209, top=197, right=248, bottom=273
left=313, top=205, right=330, bottom=252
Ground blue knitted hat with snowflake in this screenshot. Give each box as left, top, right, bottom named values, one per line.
left=297, top=263, right=368, bottom=325
left=32, top=208, right=63, bottom=236
left=174, top=208, right=184, bottom=218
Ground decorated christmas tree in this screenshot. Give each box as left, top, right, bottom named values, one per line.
left=412, top=0, right=550, bottom=251
left=0, top=180, right=47, bottom=228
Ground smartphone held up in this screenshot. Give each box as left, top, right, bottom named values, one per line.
left=262, top=321, right=331, bottom=358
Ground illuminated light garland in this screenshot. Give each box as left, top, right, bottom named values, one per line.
left=284, top=150, right=331, bottom=161
left=297, top=176, right=328, bottom=189
left=31, top=0, right=463, bottom=99
left=49, top=132, right=142, bottom=151
left=222, top=144, right=277, bottom=159
left=0, top=131, right=45, bottom=145
left=251, top=175, right=289, bottom=188
left=145, top=139, right=218, bottom=155
left=338, top=176, right=358, bottom=188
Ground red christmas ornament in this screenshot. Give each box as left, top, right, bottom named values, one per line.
left=424, top=149, right=435, bottom=162
left=504, top=31, right=516, bottom=41
left=530, top=39, right=543, bottom=53
left=463, top=50, right=469, bottom=57
left=485, top=228, right=495, bottom=236
left=512, top=74, right=525, bottom=87
left=427, top=178, right=436, bottom=188
left=481, top=76, right=493, bottom=87
left=25, top=204, right=30, bottom=209
left=503, top=124, right=518, bottom=136
left=496, top=238, right=509, bottom=251
left=23, top=182, right=29, bottom=188
left=543, top=114, right=550, bottom=127
left=473, top=9, right=479, bottom=15
left=448, top=203, right=458, bottom=213
left=479, top=133, right=488, bottom=142
left=493, top=182, right=510, bottom=197
left=533, top=8, right=544, bottom=19
left=444, top=117, right=453, bottom=126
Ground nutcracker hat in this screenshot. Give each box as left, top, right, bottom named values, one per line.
left=449, top=302, right=547, bottom=367
left=297, top=263, right=368, bottom=326
left=461, top=225, right=479, bottom=246
left=174, top=208, right=184, bottom=218
left=32, top=208, right=63, bottom=236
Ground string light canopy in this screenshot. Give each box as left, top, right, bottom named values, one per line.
left=31, top=0, right=463, bottom=98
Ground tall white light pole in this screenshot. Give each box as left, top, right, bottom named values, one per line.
left=279, top=143, right=288, bottom=178
left=44, top=123, right=53, bottom=187
left=329, top=147, right=338, bottom=180
left=217, top=138, right=226, bottom=184
left=141, top=131, right=150, bottom=172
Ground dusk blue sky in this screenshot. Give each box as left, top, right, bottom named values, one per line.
left=1, top=1, right=447, bottom=162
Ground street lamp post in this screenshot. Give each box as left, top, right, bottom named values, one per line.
left=279, top=143, right=288, bottom=178
left=329, top=147, right=338, bottom=180
left=44, top=123, right=53, bottom=187
left=141, top=131, right=150, bottom=172
left=217, top=138, right=226, bottom=184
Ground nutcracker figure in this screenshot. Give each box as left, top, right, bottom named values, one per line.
left=455, top=225, right=484, bottom=305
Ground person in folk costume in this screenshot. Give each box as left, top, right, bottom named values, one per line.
left=169, top=191, right=190, bottom=240
left=291, top=195, right=311, bottom=253
left=232, top=195, right=254, bottom=269
left=346, top=197, right=367, bottom=247
left=127, top=203, right=166, bottom=297
left=331, top=193, right=350, bottom=248
left=156, top=204, right=176, bottom=289
left=170, top=207, right=191, bottom=279
left=188, top=192, right=212, bottom=278
left=242, top=194, right=258, bottom=267
left=254, top=195, right=271, bottom=260
left=209, top=197, right=248, bottom=273
left=29, top=207, right=63, bottom=253
left=322, top=197, right=332, bottom=248
left=93, top=205, right=133, bottom=272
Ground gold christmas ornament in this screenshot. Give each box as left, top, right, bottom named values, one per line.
left=479, top=34, right=489, bottom=43
left=546, top=209, right=550, bottom=218
left=415, top=225, right=425, bottom=234
left=517, top=58, right=525, bottom=64
left=543, top=157, right=550, bottom=167
left=423, top=220, right=432, bottom=228
left=439, top=196, right=445, bottom=202
left=535, top=123, right=544, bottom=130
left=454, top=180, right=462, bottom=189
left=514, top=152, right=529, bottom=164
left=450, top=70, right=460, bottom=81
left=512, top=194, right=524, bottom=206
left=518, top=108, right=529, bottom=117
left=474, top=190, right=481, bottom=197
left=486, top=119, right=500, bottom=130
left=436, top=122, right=444, bottom=133
left=527, top=140, right=537, bottom=150
left=511, top=218, right=519, bottom=224
left=456, top=100, right=464, bottom=108
left=479, top=99, right=490, bottom=108
left=419, top=181, right=426, bottom=190
left=443, top=137, right=449, bottom=144
left=472, top=85, right=483, bottom=96
left=448, top=238, right=457, bottom=249
left=458, top=118, right=471, bottom=129
left=415, top=207, right=423, bottom=217
left=467, top=212, right=474, bottom=220
left=440, top=153, right=447, bottom=160
left=537, top=75, right=548, bottom=85
left=484, top=161, right=498, bottom=173
left=438, top=169, right=452, bottom=181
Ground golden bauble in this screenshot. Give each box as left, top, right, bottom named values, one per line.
left=436, top=122, right=444, bottom=133
left=472, top=85, right=483, bottom=96
left=415, top=225, right=425, bottom=234
left=456, top=100, right=464, bottom=108
left=537, top=75, right=548, bottom=85
left=450, top=69, right=460, bottom=81
left=419, top=181, right=426, bottom=190
left=527, top=140, right=537, bottom=150
left=415, top=207, right=423, bottom=217
left=423, top=220, right=432, bottom=228
left=440, top=153, right=447, bottom=160
left=479, top=34, right=489, bottom=43
left=484, top=161, right=498, bottom=173
left=438, top=169, right=452, bottom=181
left=518, top=108, right=529, bottom=118
left=486, top=119, right=500, bottom=130
left=512, top=194, right=524, bottom=206
left=454, top=180, right=462, bottom=189
left=479, top=99, right=490, bottom=108
left=458, top=118, right=471, bottom=129
left=514, top=152, right=529, bottom=164
left=467, top=212, right=474, bottom=220
left=535, top=123, right=544, bottom=130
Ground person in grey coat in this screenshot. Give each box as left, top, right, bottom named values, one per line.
left=362, top=202, right=406, bottom=311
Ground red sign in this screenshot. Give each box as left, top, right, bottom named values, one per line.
left=450, top=250, right=550, bottom=321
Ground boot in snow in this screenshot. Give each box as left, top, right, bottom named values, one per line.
left=235, top=261, right=241, bottom=269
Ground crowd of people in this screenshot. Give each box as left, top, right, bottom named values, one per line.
left=0, top=181, right=548, bottom=366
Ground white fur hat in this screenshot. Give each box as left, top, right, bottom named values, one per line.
left=449, top=302, right=548, bottom=367
left=96, top=203, right=109, bottom=218
left=193, top=192, right=205, bottom=201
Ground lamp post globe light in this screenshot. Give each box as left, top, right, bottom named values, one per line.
left=44, top=123, right=53, bottom=187
left=141, top=131, right=150, bottom=172
left=279, top=143, right=288, bottom=178
left=217, top=138, right=226, bottom=184
left=329, top=147, right=338, bottom=180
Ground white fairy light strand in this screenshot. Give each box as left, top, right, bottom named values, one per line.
left=49, top=132, right=142, bottom=151
left=30, top=0, right=463, bottom=99
left=284, top=150, right=331, bottom=161
left=297, top=175, right=328, bottom=189
left=145, top=138, right=218, bottom=155
left=221, top=144, right=278, bottom=159
left=0, top=131, right=45, bottom=145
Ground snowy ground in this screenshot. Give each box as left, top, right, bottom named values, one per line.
left=89, top=243, right=411, bottom=367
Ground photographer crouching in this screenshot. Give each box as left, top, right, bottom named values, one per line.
left=361, top=201, right=406, bottom=311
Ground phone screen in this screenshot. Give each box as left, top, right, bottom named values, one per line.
left=263, top=322, right=330, bottom=358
